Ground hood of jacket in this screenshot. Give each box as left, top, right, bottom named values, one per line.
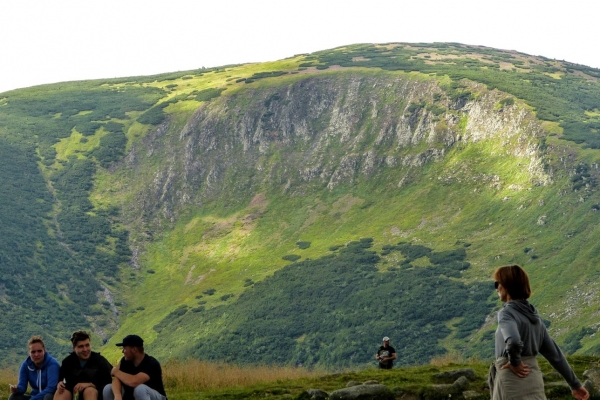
left=505, top=299, right=540, bottom=324
left=26, top=352, right=54, bottom=371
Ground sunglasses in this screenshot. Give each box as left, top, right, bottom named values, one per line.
left=494, top=281, right=500, bottom=289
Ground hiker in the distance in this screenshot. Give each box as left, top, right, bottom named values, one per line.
left=490, top=264, right=589, bottom=400
left=375, top=336, right=397, bottom=369
left=9, top=335, right=60, bottom=400
left=54, top=330, right=113, bottom=400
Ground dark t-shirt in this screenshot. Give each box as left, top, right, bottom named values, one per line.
left=59, top=351, right=113, bottom=399
left=119, top=354, right=167, bottom=399
left=377, top=345, right=396, bottom=369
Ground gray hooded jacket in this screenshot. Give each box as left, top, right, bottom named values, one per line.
left=495, top=300, right=582, bottom=389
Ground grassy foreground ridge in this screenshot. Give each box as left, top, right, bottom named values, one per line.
left=0, top=356, right=596, bottom=399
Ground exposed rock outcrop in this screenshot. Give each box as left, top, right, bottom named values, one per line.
left=122, top=73, right=549, bottom=235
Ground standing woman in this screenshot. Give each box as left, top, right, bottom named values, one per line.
left=491, top=264, right=589, bottom=400
left=9, top=335, right=60, bottom=400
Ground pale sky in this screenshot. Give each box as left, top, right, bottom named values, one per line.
left=1, top=0, right=599, bottom=94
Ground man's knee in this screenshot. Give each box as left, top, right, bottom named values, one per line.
left=133, top=384, right=164, bottom=400
left=81, top=386, right=99, bottom=400
left=133, top=385, right=149, bottom=400
left=53, top=389, right=72, bottom=400
left=102, top=384, right=115, bottom=400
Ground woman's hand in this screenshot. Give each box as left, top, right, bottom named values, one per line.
left=500, top=361, right=530, bottom=378
left=572, top=386, right=589, bottom=400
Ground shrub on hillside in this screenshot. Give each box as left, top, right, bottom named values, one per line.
left=137, top=103, right=169, bottom=125
left=296, top=241, right=311, bottom=249
left=195, top=88, right=225, bottom=102
left=90, top=128, right=127, bottom=168
left=154, top=305, right=189, bottom=333
left=282, top=254, right=301, bottom=262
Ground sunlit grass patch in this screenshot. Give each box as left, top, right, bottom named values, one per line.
left=162, top=359, right=322, bottom=392
left=54, top=128, right=104, bottom=160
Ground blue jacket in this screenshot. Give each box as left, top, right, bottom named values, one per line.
left=16, top=352, right=60, bottom=400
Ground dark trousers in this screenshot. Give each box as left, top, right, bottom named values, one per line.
left=9, top=394, right=54, bottom=400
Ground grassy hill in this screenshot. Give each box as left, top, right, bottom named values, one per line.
left=1, top=43, right=600, bottom=368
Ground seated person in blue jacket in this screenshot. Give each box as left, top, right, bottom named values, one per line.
left=9, top=335, right=60, bottom=400
left=54, top=330, right=113, bottom=400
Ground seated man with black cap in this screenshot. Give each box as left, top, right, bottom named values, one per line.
left=102, top=335, right=167, bottom=400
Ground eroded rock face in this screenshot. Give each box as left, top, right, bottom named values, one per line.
left=124, top=72, right=548, bottom=231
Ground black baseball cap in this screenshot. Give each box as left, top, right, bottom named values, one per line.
left=116, top=334, right=144, bottom=347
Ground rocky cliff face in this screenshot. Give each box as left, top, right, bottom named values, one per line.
left=122, top=72, right=549, bottom=236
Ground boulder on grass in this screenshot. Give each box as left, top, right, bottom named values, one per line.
left=329, top=384, right=394, bottom=400
left=297, top=388, right=328, bottom=400
left=433, top=368, right=477, bottom=382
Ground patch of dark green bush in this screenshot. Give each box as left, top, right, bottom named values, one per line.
left=282, top=254, right=301, bottom=262
left=426, top=104, right=446, bottom=115
left=137, top=102, right=169, bottom=125
left=195, top=88, right=225, bottom=102
left=563, top=327, right=595, bottom=354
left=407, top=101, right=425, bottom=113
left=296, top=241, right=311, bottom=249
left=153, top=305, right=189, bottom=333
left=246, top=71, right=288, bottom=81
left=90, top=125, right=127, bottom=168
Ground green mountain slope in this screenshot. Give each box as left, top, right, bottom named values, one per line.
left=1, top=43, right=600, bottom=368
left=147, top=239, right=493, bottom=368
